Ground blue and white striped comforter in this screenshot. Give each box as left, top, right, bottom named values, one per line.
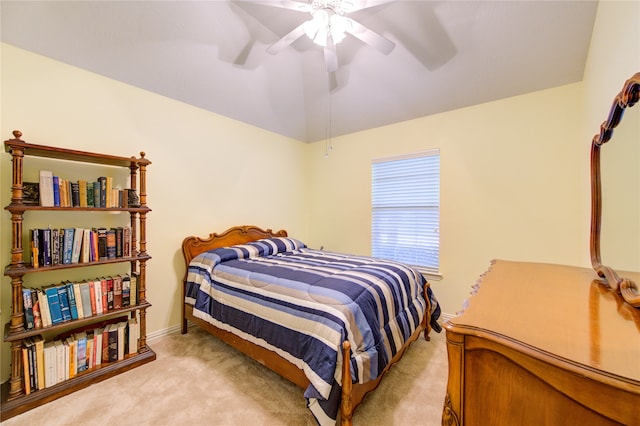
left=185, top=237, right=440, bottom=424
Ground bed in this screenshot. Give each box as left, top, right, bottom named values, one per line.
left=181, top=225, right=441, bottom=425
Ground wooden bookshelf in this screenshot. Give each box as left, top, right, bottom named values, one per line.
left=1, top=131, right=156, bottom=421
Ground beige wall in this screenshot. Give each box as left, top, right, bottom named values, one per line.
left=1, top=0, right=639, bottom=382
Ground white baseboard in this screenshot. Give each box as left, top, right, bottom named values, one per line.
left=146, top=323, right=183, bottom=342
left=440, top=312, right=455, bottom=323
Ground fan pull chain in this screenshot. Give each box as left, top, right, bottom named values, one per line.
left=325, top=90, right=334, bottom=158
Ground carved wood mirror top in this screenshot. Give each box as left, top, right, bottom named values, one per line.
left=590, top=72, right=640, bottom=308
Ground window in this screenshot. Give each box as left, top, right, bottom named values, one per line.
left=371, top=149, right=440, bottom=275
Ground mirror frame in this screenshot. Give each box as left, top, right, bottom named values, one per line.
left=590, top=72, right=640, bottom=308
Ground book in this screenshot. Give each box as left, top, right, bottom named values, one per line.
left=52, top=176, right=60, bottom=207
left=97, top=228, right=108, bottom=261
left=90, top=229, right=98, bottom=262
left=130, top=273, right=137, bottom=306
left=116, top=322, right=127, bottom=361
left=21, top=342, right=31, bottom=395
left=86, top=334, right=94, bottom=369
left=45, top=286, right=63, bottom=325
left=31, top=290, right=42, bottom=329
left=70, top=181, right=80, bottom=207
left=51, top=228, right=60, bottom=265
left=40, top=228, right=52, bottom=266
left=71, top=228, right=84, bottom=264
left=62, top=228, right=74, bottom=264
left=58, top=178, right=68, bottom=207
left=79, top=281, right=93, bottom=318
left=78, top=180, right=88, bottom=207
left=33, top=335, right=46, bottom=390
left=74, top=332, right=88, bottom=373
left=101, top=326, right=110, bottom=363
left=106, top=276, right=114, bottom=310
left=93, top=180, right=101, bottom=207
left=39, top=170, right=54, bottom=207
left=127, top=317, right=139, bottom=355
left=98, top=177, right=107, bottom=208
left=87, top=181, right=94, bottom=207
left=115, top=227, right=123, bottom=258
left=73, top=282, right=84, bottom=319
left=106, top=323, right=119, bottom=362
left=122, top=226, right=132, bottom=257
left=22, top=288, right=35, bottom=330
left=30, top=229, right=39, bottom=268
left=54, top=340, right=66, bottom=383
left=80, top=228, right=91, bottom=263
left=38, top=289, right=51, bottom=328
left=65, top=282, right=79, bottom=320
left=113, top=275, right=123, bottom=310
left=93, top=327, right=104, bottom=366
left=89, top=281, right=97, bottom=316
left=106, top=176, right=113, bottom=207
left=106, top=229, right=117, bottom=259
left=57, top=284, right=72, bottom=322
left=65, top=337, right=76, bottom=378
left=44, top=341, right=57, bottom=387
left=122, top=275, right=131, bottom=308
left=94, top=279, right=104, bottom=315
left=100, top=278, right=109, bottom=313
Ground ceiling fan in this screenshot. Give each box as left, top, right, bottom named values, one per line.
left=251, top=0, right=396, bottom=72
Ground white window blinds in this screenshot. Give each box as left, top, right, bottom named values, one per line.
left=371, top=149, right=440, bottom=272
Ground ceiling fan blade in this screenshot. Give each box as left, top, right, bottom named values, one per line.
left=346, top=0, right=396, bottom=13
left=267, top=21, right=308, bottom=54
left=345, top=18, right=395, bottom=55
left=247, top=0, right=312, bottom=13
left=324, top=42, right=338, bottom=73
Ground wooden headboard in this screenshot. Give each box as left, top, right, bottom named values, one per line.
left=181, top=225, right=288, bottom=267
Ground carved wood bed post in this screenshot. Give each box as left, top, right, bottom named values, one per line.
left=590, top=72, right=640, bottom=307
left=340, top=341, right=353, bottom=426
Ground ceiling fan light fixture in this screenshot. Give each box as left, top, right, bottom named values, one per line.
left=304, top=1, right=351, bottom=47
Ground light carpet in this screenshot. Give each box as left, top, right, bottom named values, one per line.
left=2, top=326, right=447, bottom=425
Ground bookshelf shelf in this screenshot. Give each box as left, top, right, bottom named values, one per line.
left=4, top=255, right=152, bottom=277
left=1, top=130, right=156, bottom=421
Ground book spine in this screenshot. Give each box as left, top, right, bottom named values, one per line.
left=122, top=275, right=131, bottom=308
left=93, top=181, right=101, bottom=208
left=31, top=229, right=39, bottom=268
left=115, top=227, right=123, bottom=258
left=87, top=183, right=94, bottom=207
left=62, top=228, right=74, bottom=264
left=52, top=176, right=60, bottom=207
left=22, top=288, right=35, bottom=330
left=106, top=229, right=117, bottom=259
left=57, top=285, right=72, bottom=322
left=31, top=290, right=42, bottom=329
left=99, top=177, right=107, bottom=208
left=45, top=287, right=63, bottom=325
left=66, top=282, right=79, bottom=320
left=113, top=276, right=123, bottom=310
left=51, top=228, right=60, bottom=265
left=39, top=170, right=54, bottom=207
left=71, top=182, right=80, bottom=207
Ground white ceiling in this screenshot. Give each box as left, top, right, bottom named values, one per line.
left=0, top=0, right=598, bottom=143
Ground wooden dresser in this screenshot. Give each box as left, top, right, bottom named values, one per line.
left=442, top=259, right=640, bottom=426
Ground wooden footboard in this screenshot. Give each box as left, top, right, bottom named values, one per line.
left=181, top=225, right=432, bottom=425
